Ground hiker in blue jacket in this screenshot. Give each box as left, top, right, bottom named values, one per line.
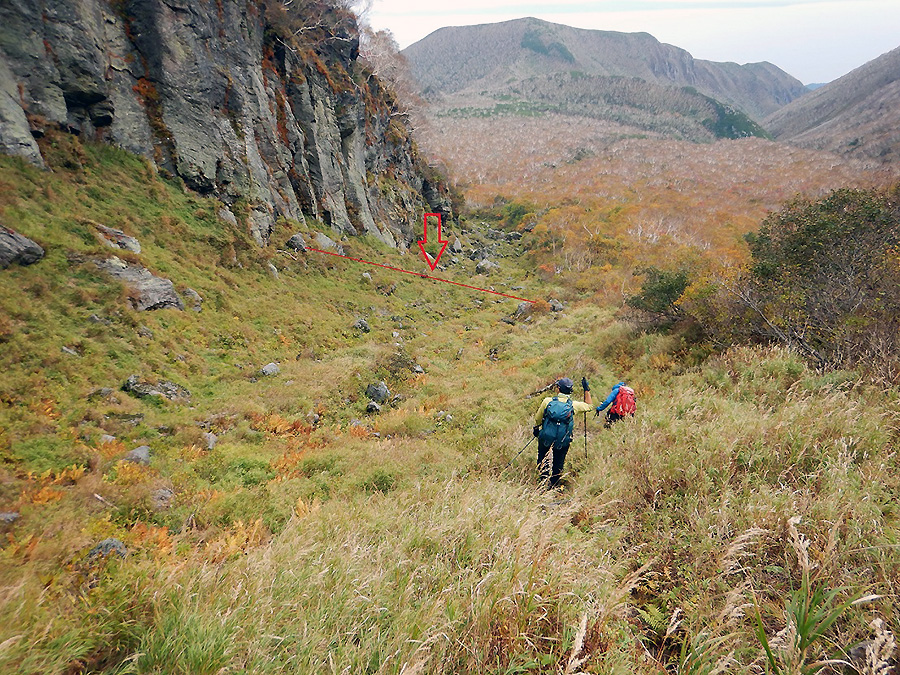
left=533, top=377, right=593, bottom=488
left=595, top=381, right=636, bottom=428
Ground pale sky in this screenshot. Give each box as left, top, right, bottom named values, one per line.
left=368, top=0, right=900, bottom=85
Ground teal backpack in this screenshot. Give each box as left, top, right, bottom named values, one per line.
left=540, top=396, right=575, bottom=445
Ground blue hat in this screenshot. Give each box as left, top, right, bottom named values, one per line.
left=557, top=377, right=574, bottom=394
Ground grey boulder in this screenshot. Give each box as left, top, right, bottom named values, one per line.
left=95, top=224, right=141, bottom=254
left=95, top=257, right=184, bottom=311
left=475, top=259, right=499, bottom=275
left=285, top=233, right=307, bottom=251
left=124, top=446, right=151, bottom=465
left=88, top=538, right=128, bottom=559
left=0, top=227, right=44, bottom=269
left=260, top=362, right=280, bottom=377
left=123, top=375, right=191, bottom=403
left=365, top=381, right=390, bottom=404
left=313, top=232, right=345, bottom=256
left=151, top=488, right=175, bottom=511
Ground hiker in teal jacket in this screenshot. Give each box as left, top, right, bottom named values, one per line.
left=533, top=377, right=593, bottom=488
left=595, top=381, right=636, bottom=428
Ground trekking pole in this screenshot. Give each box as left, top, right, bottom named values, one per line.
left=583, top=412, right=588, bottom=460
left=502, top=437, right=535, bottom=473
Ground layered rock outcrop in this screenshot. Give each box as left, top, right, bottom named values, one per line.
left=0, top=0, right=450, bottom=247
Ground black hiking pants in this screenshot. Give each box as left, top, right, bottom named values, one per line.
left=604, top=411, right=623, bottom=428
left=537, top=438, right=571, bottom=488
left=604, top=411, right=633, bottom=428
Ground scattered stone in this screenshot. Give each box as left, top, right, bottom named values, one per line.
left=99, top=434, right=117, bottom=445
left=260, top=362, right=280, bottom=377
left=476, top=259, right=499, bottom=275
left=151, top=488, right=174, bottom=511
left=361, top=272, right=372, bottom=283
left=267, top=262, right=279, bottom=279
left=88, top=538, right=127, bottom=559
left=182, top=288, right=203, bottom=312
left=285, top=233, right=307, bottom=251
left=549, top=298, right=565, bottom=312
left=365, top=381, right=390, bottom=404
left=390, top=393, right=404, bottom=406
left=106, top=412, right=144, bottom=426
left=366, top=401, right=382, bottom=414
left=88, top=387, right=116, bottom=402
left=95, top=224, right=141, bottom=253
left=122, top=375, right=191, bottom=403
left=95, top=257, right=184, bottom=311
left=125, top=445, right=151, bottom=465
left=137, top=325, right=154, bottom=339
left=313, top=232, right=345, bottom=256
left=306, top=412, right=320, bottom=426
left=353, top=318, right=370, bottom=333
left=203, top=432, right=218, bottom=450
left=61, top=346, right=81, bottom=357
left=413, top=364, right=425, bottom=374
left=455, top=348, right=463, bottom=360
left=451, top=236, right=463, bottom=253
left=0, top=227, right=44, bottom=269
left=0, top=512, right=20, bottom=524
left=88, top=314, right=111, bottom=325
left=514, top=302, right=533, bottom=319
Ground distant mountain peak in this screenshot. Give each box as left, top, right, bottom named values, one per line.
left=403, top=17, right=806, bottom=122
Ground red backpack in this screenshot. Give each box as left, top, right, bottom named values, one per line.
left=611, top=385, right=636, bottom=416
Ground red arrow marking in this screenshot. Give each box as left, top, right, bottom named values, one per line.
left=305, top=247, right=536, bottom=303
left=418, top=213, right=448, bottom=271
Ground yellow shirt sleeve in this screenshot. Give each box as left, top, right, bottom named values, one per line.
left=572, top=400, right=593, bottom=414
left=534, top=397, right=551, bottom=426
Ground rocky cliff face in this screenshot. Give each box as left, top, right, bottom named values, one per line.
left=0, top=0, right=449, bottom=247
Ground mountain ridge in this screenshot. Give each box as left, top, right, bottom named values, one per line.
left=765, top=44, right=900, bottom=162
left=403, top=17, right=807, bottom=122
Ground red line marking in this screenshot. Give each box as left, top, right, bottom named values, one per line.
left=306, top=247, right=536, bottom=303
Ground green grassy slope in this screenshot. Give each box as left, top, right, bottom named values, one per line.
left=0, top=137, right=898, bottom=674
